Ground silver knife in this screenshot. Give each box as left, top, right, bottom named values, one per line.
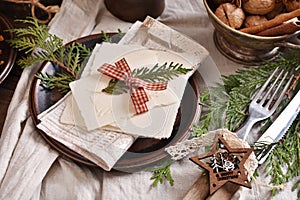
left=256, top=88, right=300, bottom=165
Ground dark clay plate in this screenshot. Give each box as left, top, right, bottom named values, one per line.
left=0, top=14, right=17, bottom=84
left=30, top=33, right=203, bottom=172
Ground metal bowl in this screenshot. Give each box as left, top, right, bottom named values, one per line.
left=203, top=0, right=300, bottom=65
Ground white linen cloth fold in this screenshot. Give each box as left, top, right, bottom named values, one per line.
left=0, top=0, right=298, bottom=199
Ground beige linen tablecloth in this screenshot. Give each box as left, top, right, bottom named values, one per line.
left=0, top=0, right=297, bottom=199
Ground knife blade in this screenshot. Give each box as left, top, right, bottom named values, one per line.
left=256, top=88, right=300, bottom=165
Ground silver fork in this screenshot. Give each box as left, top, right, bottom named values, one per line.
left=236, top=67, right=292, bottom=141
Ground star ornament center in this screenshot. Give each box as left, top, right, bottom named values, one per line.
left=189, top=133, right=253, bottom=194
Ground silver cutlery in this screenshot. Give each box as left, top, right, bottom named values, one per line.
left=256, top=87, right=300, bottom=164
left=184, top=68, right=295, bottom=199
left=236, top=67, right=293, bottom=141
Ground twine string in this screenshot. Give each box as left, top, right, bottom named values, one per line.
left=4, top=0, right=60, bottom=24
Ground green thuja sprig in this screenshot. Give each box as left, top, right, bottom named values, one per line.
left=264, top=115, right=300, bottom=197
left=134, top=62, right=191, bottom=82
left=102, top=62, right=192, bottom=95
left=7, top=17, right=91, bottom=93
left=101, top=29, right=124, bottom=43
left=101, top=30, right=113, bottom=43
left=35, top=72, right=74, bottom=94
left=150, top=163, right=174, bottom=187
left=292, top=179, right=300, bottom=198
left=192, top=84, right=227, bottom=137
left=7, top=18, right=61, bottom=55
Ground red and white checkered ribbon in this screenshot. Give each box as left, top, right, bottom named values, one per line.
left=98, top=58, right=168, bottom=114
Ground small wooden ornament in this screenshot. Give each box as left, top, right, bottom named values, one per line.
left=189, top=133, right=253, bottom=195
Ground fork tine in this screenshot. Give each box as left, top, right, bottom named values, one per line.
left=237, top=67, right=294, bottom=141
left=253, top=67, right=279, bottom=101
left=268, top=73, right=294, bottom=111
left=259, top=69, right=284, bottom=105
left=265, top=71, right=288, bottom=108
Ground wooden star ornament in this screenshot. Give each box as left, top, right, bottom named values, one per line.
left=189, top=133, right=253, bottom=195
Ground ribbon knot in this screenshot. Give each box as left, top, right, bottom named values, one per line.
left=122, top=73, right=135, bottom=89
left=98, top=58, right=168, bottom=114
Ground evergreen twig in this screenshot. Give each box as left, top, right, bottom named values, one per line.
left=150, top=163, right=174, bottom=187
left=35, top=72, right=74, bottom=94
left=7, top=17, right=91, bottom=93
left=265, top=115, right=300, bottom=196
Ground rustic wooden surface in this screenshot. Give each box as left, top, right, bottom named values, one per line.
left=183, top=172, right=240, bottom=200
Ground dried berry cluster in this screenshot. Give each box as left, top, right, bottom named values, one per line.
left=214, top=0, right=299, bottom=30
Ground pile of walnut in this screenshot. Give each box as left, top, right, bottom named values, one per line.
left=214, top=0, right=300, bottom=35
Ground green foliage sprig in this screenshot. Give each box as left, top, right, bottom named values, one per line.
left=150, top=163, right=174, bottom=187
left=101, top=29, right=124, bottom=43
left=265, top=115, right=300, bottom=196
left=192, top=51, right=300, bottom=196
left=35, top=72, right=74, bottom=94
left=7, top=17, right=91, bottom=93
left=102, top=62, right=192, bottom=95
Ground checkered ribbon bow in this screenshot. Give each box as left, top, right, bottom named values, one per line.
left=98, top=58, right=168, bottom=114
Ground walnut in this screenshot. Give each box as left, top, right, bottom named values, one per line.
left=266, top=0, right=285, bottom=19
left=283, top=0, right=300, bottom=11
left=242, top=0, right=276, bottom=15
left=244, top=15, right=268, bottom=27
left=215, top=3, right=245, bottom=29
